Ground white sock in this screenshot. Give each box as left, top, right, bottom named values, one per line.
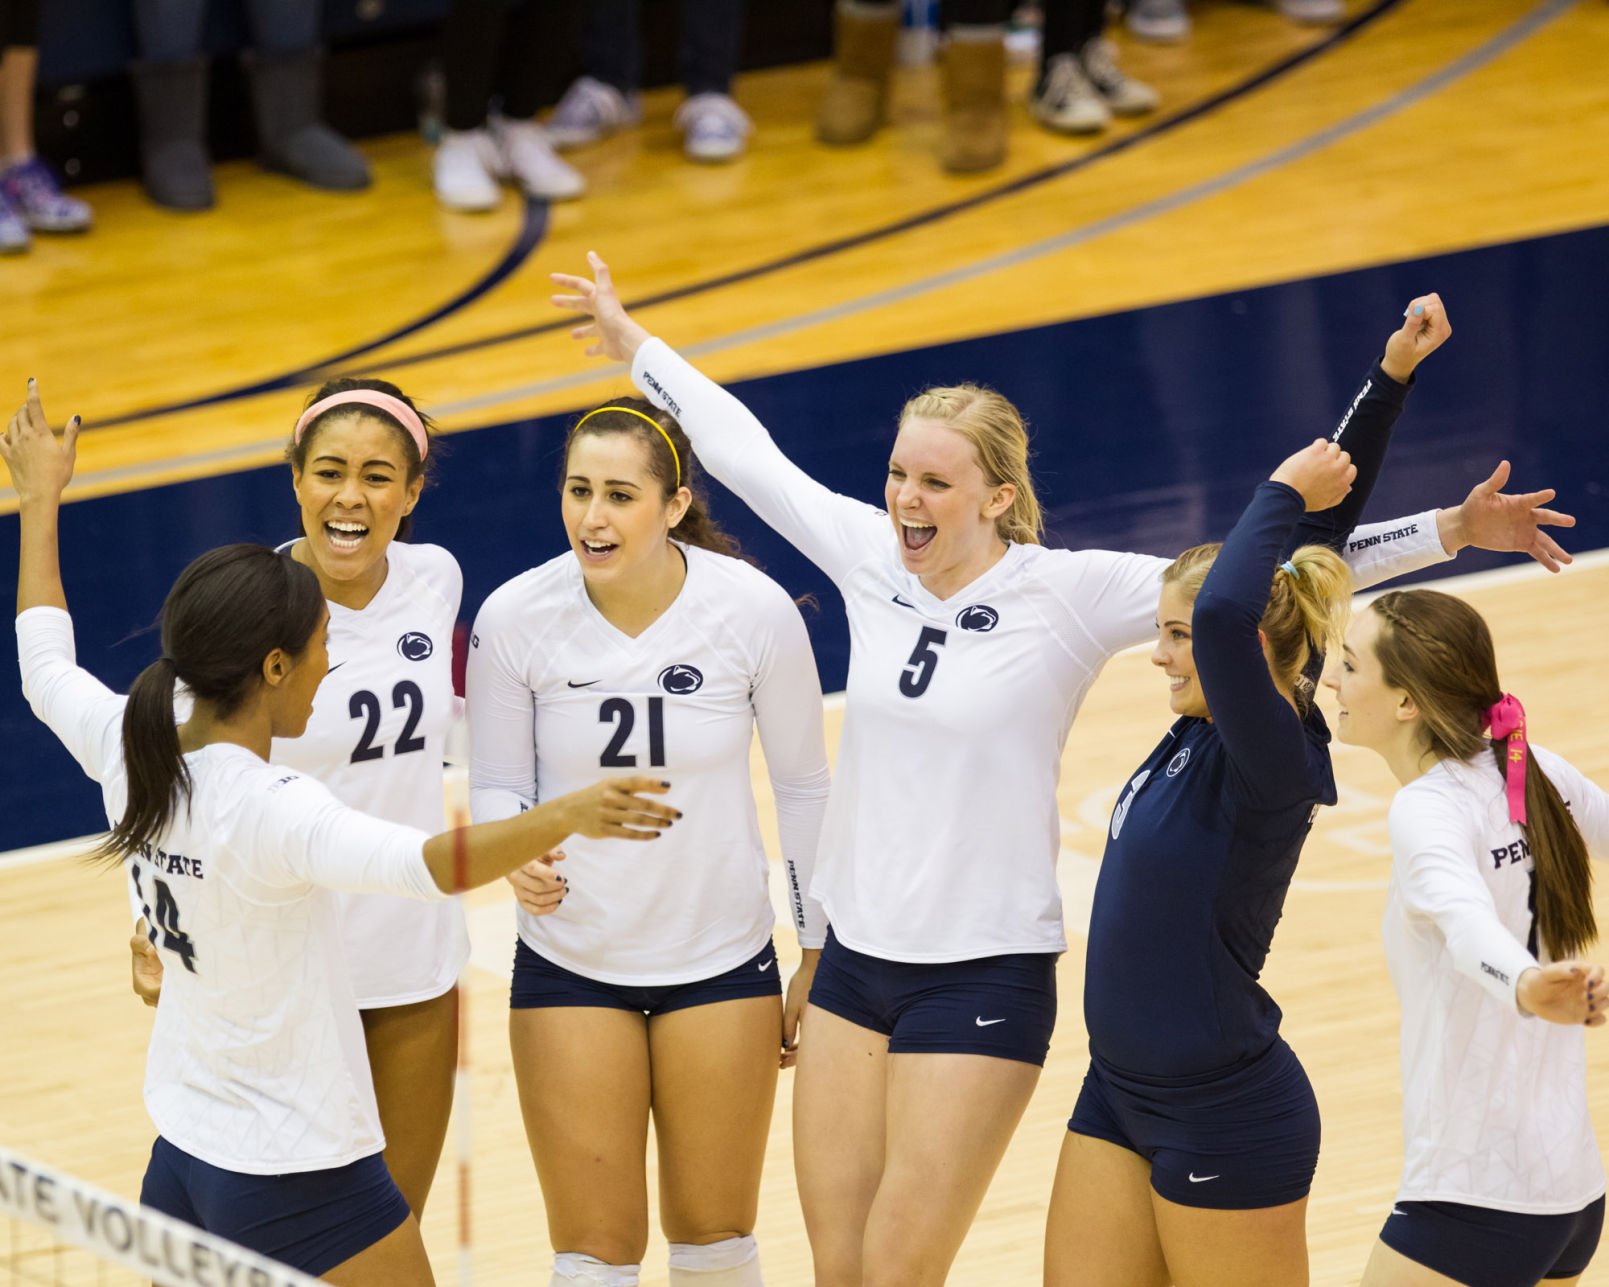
left=549, top=1252, right=642, bottom=1286
left=667, top=1236, right=763, bottom=1286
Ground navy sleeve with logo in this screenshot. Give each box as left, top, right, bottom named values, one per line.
left=1084, top=482, right=1336, bottom=1079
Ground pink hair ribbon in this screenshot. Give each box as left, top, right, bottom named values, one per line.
left=293, top=390, right=429, bottom=461
left=1483, top=694, right=1529, bottom=825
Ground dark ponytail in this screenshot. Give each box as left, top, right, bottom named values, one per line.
left=565, top=398, right=744, bottom=559
left=92, top=545, right=326, bottom=865
left=1370, top=590, right=1596, bottom=959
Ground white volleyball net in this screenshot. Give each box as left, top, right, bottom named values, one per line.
left=0, top=1145, right=322, bottom=1287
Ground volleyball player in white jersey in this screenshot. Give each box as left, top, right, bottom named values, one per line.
left=5, top=382, right=677, bottom=1283
left=552, top=254, right=1583, bottom=1286
left=1330, top=589, right=1607, bottom=1287
left=467, top=398, right=829, bottom=1287
left=128, top=376, right=557, bottom=1218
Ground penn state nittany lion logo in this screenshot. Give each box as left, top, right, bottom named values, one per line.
left=955, top=604, right=999, bottom=632
left=1166, top=747, right=1192, bottom=777
left=658, top=664, right=704, bottom=694
left=396, top=632, right=434, bottom=662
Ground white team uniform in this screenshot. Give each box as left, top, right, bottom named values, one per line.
left=1385, top=746, right=1609, bottom=1213
left=18, top=607, right=445, bottom=1174
left=269, top=540, right=468, bottom=1008
left=467, top=543, right=829, bottom=985
left=631, top=337, right=1455, bottom=962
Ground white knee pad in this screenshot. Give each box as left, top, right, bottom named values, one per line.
left=667, top=1235, right=763, bottom=1286
left=549, top=1252, right=642, bottom=1287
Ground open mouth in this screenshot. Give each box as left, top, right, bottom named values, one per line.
left=580, top=539, right=618, bottom=560
left=1168, top=675, right=1188, bottom=692
left=901, top=520, right=936, bottom=552
left=324, top=520, right=369, bottom=552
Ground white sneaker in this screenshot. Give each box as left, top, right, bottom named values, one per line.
left=1029, top=53, right=1111, bottom=134
left=1275, top=0, right=1344, bottom=22
left=673, top=93, right=752, bottom=163
left=490, top=114, right=586, bottom=201
left=433, top=128, right=502, bottom=212
left=1126, top=0, right=1191, bottom=43
left=1080, top=39, right=1160, bottom=116
left=547, top=76, right=642, bottom=150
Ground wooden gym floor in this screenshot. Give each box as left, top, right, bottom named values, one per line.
left=3, top=0, right=1609, bottom=1281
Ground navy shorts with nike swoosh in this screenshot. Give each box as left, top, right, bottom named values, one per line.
left=807, top=928, right=1058, bottom=1066
left=1380, top=1195, right=1604, bottom=1287
left=510, top=937, right=781, bottom=1014
left=1067, top=1036, right=1320, bottom=1210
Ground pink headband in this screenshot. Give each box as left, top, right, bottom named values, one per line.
left=1482, top=694, right=1529, bottom=825
left=293, top=391, right=429, bottom=461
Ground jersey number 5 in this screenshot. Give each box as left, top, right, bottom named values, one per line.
left=600, top=697, right=667, bottom=768
left=131, top=861, right=199, bottom=974
left=350, top=681, right=427, bottom=764
left=900, top=627, right=948, bottom=699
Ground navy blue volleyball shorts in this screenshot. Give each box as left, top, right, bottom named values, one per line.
left=1067, top=1037, right=1320, bottom=1210
left=1380, top=1195, right=1604, bottom=1286
left=806, top=927, right=1059, bottom=1066
left=509, top=937, right=781, bottom=1015
left=138, top=1136, right=410, bottom=1277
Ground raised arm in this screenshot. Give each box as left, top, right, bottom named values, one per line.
left=1193, top=442, right=1355, bottom=806
left=553, top=254, right=887, bottom=586
left=3, top=382, right=124, bottom=781
left=1291, top=294, right=1449, bottom=553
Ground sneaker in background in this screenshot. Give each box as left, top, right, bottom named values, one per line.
left=1029, top=52, right=1110, bottom=134
left=0, top=188, right=29, bottom=253
left=1125, top=0, right=1192, bottom=43
left=1275, top=0, right=1344, bottom=22
left=1080, top=38, right=1160, bottom=116
left=674, top=93, right=752, bottom=163
left=547, top=76, right=642, bottom=150
left=432, top=128, right=503, bottom=211
left=490, top=114, right=586, bottom=200
left=0, top=157, right=92, bottom=232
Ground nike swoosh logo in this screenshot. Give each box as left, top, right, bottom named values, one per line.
left=891, top=594, right=916, bottom=609
left=1390, top=1208, right=1407, bottom=1217
left=326, top=662, right=347, bottom=673
left=566, top=680, right=600, bottom=688
left=1188, top=1173, right=1219, bottom=1183
left=757, top=958, right=775, bottom=972
left=974, top=1017, right=1006, bottom=1027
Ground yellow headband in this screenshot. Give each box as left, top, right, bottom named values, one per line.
left=574, top=406, right=681, bottom=487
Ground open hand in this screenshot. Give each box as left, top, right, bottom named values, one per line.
left=1517, top=961, right=1605, bottom=1026
left=1270, top=439, right=1356, bottom=512
left=1437, top=461, right=1575, bottom=572
left=1380, top=293, right=1452, bottom=383
left=551, top=251, right=651, bottom=363
left=0, top=379, right=80, bottom=505
left=562, top=776, right=679, bottom=841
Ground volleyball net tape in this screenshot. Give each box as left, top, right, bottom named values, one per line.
left=0, top=1145, right=322, bottom=1287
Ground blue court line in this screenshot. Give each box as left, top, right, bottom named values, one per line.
left=82, top=0, right=1401, bottom=433
left=88, top=196, right=552, bottom=431
left=328, top=0, right=1406, bottom=382
left=433, top=0, right=1576, bottom=421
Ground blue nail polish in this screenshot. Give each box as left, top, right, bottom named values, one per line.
left=1413, top=305, right=1424, bottom=316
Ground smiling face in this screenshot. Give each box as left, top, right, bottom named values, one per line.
left=1326, top=606, right=1414, bottom=751
left=1152, top=579, right=1211, bottom=719
left=884, top=416, right=1014, bottom=597
left=562, top=431, right=690, bottom=592
left=291, top=413, right=422, bottom=592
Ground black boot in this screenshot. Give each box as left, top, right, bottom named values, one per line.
left=242, top=47, right=371, bottom=191
left=130, top=58, right=215, bottom=211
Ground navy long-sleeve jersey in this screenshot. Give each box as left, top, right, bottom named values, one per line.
left=1083, top=363, right=1411, bottom=1080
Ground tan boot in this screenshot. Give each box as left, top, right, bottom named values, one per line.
left=940, top=33, right=1008, bottom=173
left=816, top=2, right=900, bottom=146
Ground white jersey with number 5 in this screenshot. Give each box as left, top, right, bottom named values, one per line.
left=1385, top=746, right=1609, bottom=1213
left=17, top=607, right=447, bottom=1175
left=467, top=543, right=829, bottom=985
left=630, top=338, right=1455, bottom=963
left=271, top=539, right=469, bottom=1008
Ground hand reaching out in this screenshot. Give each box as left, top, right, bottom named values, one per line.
left=551, top=251, right=651, bottom=363
left=1380, top=293, right=1452, bottom=383
left=1436, top=461, right=1576, bottom=573
left=1517, top=961, right=1605, bottom=1026
left=0, top=378, right=80, bottom=506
